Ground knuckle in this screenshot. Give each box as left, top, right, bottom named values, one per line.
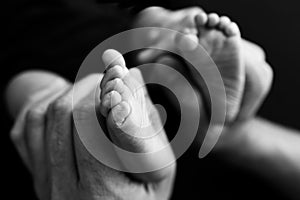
left=264, top=62, right=274, bottom=79
left=261, top=64, right=274, bottom=92
left=253, top=44, right=266, bottom=60
left=244, top=41, right=266, bottom=62
left=254, top=65, right=273, bottom=98
left=26, top=108, right=46, bottom=125
left=10, top=129, right=22, bottom=144
left=73, top=103, right=93, bottom=121
left=48, top=98, right=71, bottom=118
left=52, top=77, right=70, bottom=89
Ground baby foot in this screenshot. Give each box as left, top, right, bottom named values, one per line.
left=100, top=49, right=156, bottom=147
left=134, top=6, right=203, bottom=34
left=193, top=12, right=245, bottom=121
left=132, top=7, right=204, bottom=62
left=100, top=49, right=174, bottom=182
left=134, top=7, right=245, bottom=121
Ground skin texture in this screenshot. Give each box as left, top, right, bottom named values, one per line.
left=100, top=49, right=175, bottom=182
left=165, top=11, right=245, bottom=124
left=5, top=70, right=175, bottom=200
left=5, top=6, right=275, bottom=200
left=133, top=7, right=300, bottom=199
left=132, top=7, right=273, bottom=148
left=193, top=12, right=244, bottom=121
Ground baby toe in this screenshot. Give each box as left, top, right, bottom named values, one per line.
left=195, top=12, right=208, bottom=27
left=207, top=13, right=220, bottom=27
left=110, top=101, right=131, bottom=127
left=101, top=78, right=125, bottom=99
left=225, top=22, right=241, bottom=36
left=102, top=49, right=127, bottom=70
left=100, top=91, right=122, bottom=117
left=100, top=65, right=126, bottom=90
left=219, top=16, right=231, bottom=31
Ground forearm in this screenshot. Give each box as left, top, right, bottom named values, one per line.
left=218, top=118, right=300, bottom=199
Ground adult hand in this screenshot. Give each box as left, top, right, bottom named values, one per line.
left=6, top=71, right=175, bottom=200
left=133, top=6, right=273, bottom=151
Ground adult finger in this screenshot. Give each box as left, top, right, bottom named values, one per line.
left=10, top=78, right=69, bottom=171
left=45, top=85, right=81, bottom=191
left=24, top=82, right=70, bottom=198
left=237, top=60, right=273, bottom=121
left=236, top=40, right=273, bottom=120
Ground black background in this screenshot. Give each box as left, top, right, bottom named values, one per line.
left=2, top=0, right=300, bottom=199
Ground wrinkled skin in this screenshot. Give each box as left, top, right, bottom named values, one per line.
left=6, top=6, right=273, bottom=200
left=7, top=72, right=175, bottom=200
left=133, top=7, right=273, bottom=146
